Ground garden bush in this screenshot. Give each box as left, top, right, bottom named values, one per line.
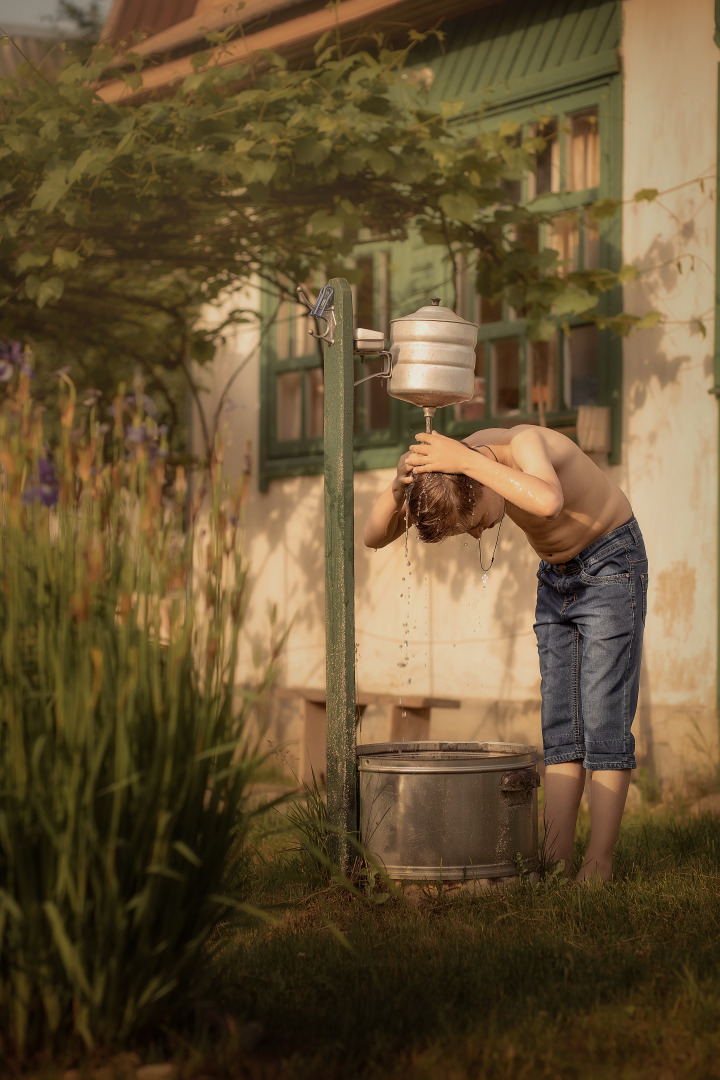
left=0, top=359, right=277, bottom=1059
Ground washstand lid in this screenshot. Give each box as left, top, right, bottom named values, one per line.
left=390, top=297, right=478, bottom=330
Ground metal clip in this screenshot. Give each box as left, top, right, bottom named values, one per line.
left=296, top=284, right=336, bottom=346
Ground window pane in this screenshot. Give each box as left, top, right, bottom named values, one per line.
left=293, top=301, right=312, bottom=358
left=547, top=212, right=579, bottom=274
left=365, top=363, right=390, bottom=431
left=457, top=252, right=502, bottom=325
left=517, top=222, right=539, bottom=255
left=355, top=359, right=390, bottom=433
left=454, top=345, right=486, bottom=421
left=583, top=208, right=600, bottom=270
left=529, top=119, right=559, bottom=196
left=564, top=325, right=598, bottom=406
left=501, top=176, right=522, bottom=204
left=529, top=337, right=559, bottom=422
left=568, top=109, right=599, bottom=192
left=276, top=299, right=291, bottom=360
left=479, top=296, right=503, bottom=324
left=305, top=368, right=324, bottom=438
left=354, top=256, right=375, bottom=331
left=277, top=371, right=302, bottom=440
left=491, top=338, right=520, bottom=415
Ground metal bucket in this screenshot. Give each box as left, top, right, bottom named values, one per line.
left=357, top=741, right=540, bottom=881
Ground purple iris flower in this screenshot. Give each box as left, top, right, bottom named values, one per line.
left=38, top=457, right=57, bottom=486
left=124, top=392, right=157, bottom=418
left=22, top=457, right=59, bottom=508
left=0, top=341, right=33, bottom=380
left=125, top=424, right=149, bottom=445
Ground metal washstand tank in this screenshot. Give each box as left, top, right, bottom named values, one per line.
left=357, top=741, right=540, bottom=881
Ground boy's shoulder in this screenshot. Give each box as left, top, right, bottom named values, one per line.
left=467, top=424, right=571, bottom=454
left=508, top=425, right=579, bottom=455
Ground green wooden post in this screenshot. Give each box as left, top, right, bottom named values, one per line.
left=322, top=277, right=357, bottom=871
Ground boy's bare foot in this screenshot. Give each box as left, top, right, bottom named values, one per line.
left=575, top=854, right=613, bottom=883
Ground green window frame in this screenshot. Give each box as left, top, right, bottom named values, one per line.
left=441, top=77, right=623, bottom=459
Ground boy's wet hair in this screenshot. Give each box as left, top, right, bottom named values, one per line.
left=406, top=471, right=483, bottom=543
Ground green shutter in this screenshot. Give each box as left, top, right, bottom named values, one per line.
left=425, top=0, right=620, bottom=110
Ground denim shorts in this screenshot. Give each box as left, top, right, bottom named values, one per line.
left=534, top=516, right=648, bottom=771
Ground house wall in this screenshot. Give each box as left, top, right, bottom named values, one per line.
left=197, top=0, right=719, bottom=788
left=619, top=0, right=718, bottom=782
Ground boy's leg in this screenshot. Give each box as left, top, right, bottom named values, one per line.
left=573, top=520, right=646, bottom=881
left=576, top=768, right=631, bottom=882
left=534, top=565, right=586, bottom=875
left=542, top=761, right=585, bottom=875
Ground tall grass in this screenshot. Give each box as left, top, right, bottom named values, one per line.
left=0, top=369, right=277, bottom=1059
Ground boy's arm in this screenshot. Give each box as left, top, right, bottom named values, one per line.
left=408, top=428, right=564, bottom=519
left=363, top=452, right=413, bottom=548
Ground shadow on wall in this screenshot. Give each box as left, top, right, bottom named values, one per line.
left=244, top=476, right=326, bottom=676
left=623, top=228, right=713, bottom=418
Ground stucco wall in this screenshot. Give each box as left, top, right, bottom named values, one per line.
left=197, top=0, right=719, bottom=787
left=620, top=0, right=718, bottom=781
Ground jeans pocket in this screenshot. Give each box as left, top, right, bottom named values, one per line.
left=579, top=547, right=630, bottom=586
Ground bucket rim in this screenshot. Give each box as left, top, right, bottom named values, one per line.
left=356, top=740, right=538, bottom=773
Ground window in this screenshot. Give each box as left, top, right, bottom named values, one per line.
left=443, top=88, right=622, bottom=457
left=259, top=79, right=623, bottom=487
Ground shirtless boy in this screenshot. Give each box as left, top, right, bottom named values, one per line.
left=363, top=425, right=648, bottom=882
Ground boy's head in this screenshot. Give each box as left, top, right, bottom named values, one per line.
left=406, top=471, right=483, bottom=543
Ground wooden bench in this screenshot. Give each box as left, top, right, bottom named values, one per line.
left=273, top=687, right=461, bottom=784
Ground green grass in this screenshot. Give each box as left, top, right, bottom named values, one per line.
left=15, top=798, right=720, bottom=1079
left=166, top=801, right=720, bottom=1080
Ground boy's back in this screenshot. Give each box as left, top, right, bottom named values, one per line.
left=464, top=425, right=632, bottom=562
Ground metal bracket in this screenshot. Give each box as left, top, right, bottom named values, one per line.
left=297, top=284, right=336, bottom=346
left=354, top=351, right=392, bottom=387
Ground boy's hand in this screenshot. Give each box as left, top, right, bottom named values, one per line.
left=392, top=451, right=415, bottom=500
left=407, top=431, right=473, bottom=475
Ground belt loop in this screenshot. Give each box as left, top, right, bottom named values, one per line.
left=627, top=516, right=640, bottom=545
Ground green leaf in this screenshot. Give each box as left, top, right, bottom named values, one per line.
left=590, top=198, right=621, bottom=221
left=172, top=840, right=203, bottom=867
left=440, top=100, right=464, bottom=120
left=498, top=120, right=521, bottom=139
left=191, top=51, right=212, bottom=72
left=526, top=316, right=557, bottom=342
left=15, top=250, right=50, bottom=273
left=366, top=148, right=395, bottom=176
left=439, top=192, right=478, bottom=224
left=633, top=187, right=658, bottom=203
left=617, top=264, right=639, bottom=284
left=635, top=310, right=662, bottom=330
left=294, top=137, right=332, bottom=165
left=43, top=902, right=94, bottom=999
left=307, top=209, right=343, bottom=235
left=30, top=166, right=70, bottom=212
left=52, top=246, right=81, bottom=271
left=552, top=288, right=599, bottom=317
left=25, top=275, right=65, bottom=308
left=247, top=158, right=277, bottom=184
